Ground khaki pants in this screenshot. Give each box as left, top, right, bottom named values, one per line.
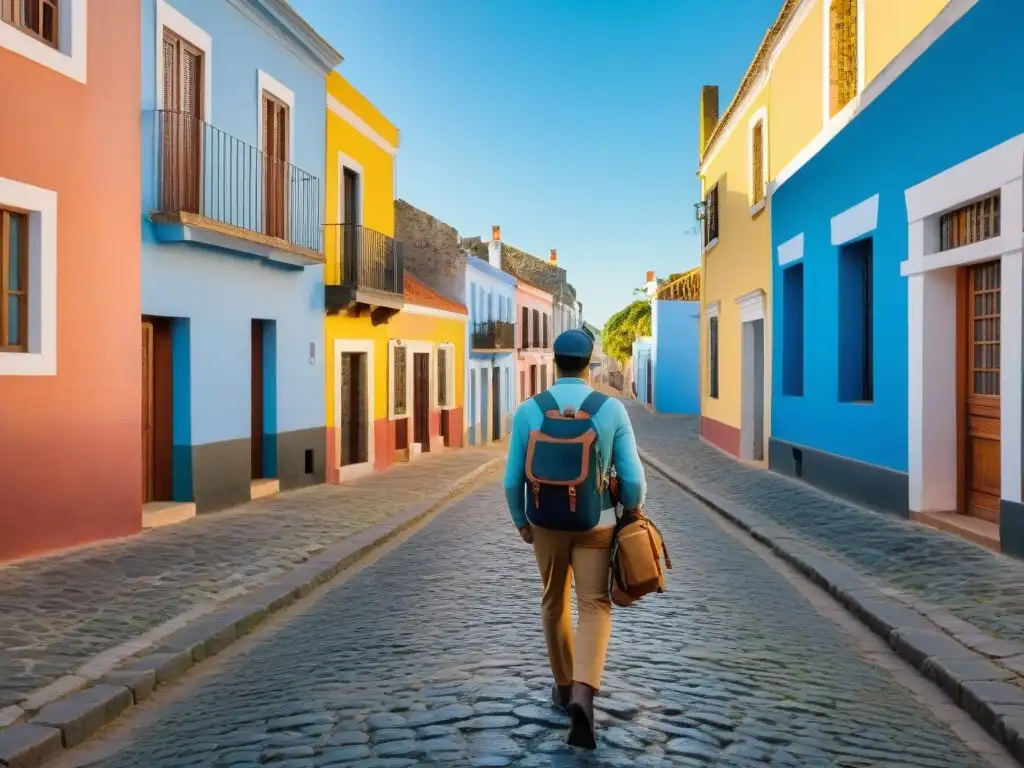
left=532, top=525, right=614, bottom=690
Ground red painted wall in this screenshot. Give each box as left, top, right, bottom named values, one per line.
left=700, top=416, right=741, bottom=458
left=0, top=3, right=142, bottom=561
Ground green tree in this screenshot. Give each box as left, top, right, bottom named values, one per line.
left=602, top=300, right=652, bottom=363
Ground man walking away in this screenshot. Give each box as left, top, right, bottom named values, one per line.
left=503, top=328, right=647, bottom=749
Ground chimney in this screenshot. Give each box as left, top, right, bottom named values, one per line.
left=549, top=248, right=557, bottom=265
left=488, top=225, right=502, bottom=269
left=645, top=270, right=655, bottom=282
left=699, top=85, right=720, bottom=158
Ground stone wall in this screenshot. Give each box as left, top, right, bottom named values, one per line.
left=500, top=244, right=577, bottom=305
left=394, top=199, right=467, bottom=303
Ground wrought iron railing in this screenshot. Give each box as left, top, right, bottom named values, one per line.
left=151, top=110, right=322, bottom=254
left=655, top=267, right=701, bottom=301
left=324, top=223, right=404, bottom=295
left=472, top=321, right=516, bottom=351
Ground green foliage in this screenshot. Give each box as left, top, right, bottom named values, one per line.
left=602, top=300, right=652, bottom=363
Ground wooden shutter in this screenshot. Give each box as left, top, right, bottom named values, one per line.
left=709, top=316, right=719, bottom=398
left=162, top=35, right=177, bottom=110
left=829, top=0, right=858, bottom=117
left=752, top=121, right=764, bottom=204
left=437, top=347, right=448, bottom=407
left=393, top=345, right=407, bottom=416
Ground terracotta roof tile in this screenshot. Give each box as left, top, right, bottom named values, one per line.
left=403, top=272, right=467, bottom=315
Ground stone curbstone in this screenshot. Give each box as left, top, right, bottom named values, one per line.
left=0, top=723, right=63, bottom=768
left=639, top=448, right=1024, bottom=765
left=30, top=684, right=132, bottom=748
left=0, top=455, right=501, bottom=767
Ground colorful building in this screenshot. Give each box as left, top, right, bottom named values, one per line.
left=465, top=227, right=517, bottom=445
left=770, top=0, right=1024, bottom=555
left=631, top=337, right=654, bottom=406
left=324, top=73, right=466, bottom=481
left=0, top=0, right=141, bottom=561
left=515, top=279, right=555, bottom=401
left=140, top=0, right=338, bottom=521
left=697, top=0, right=949, bottom=462
left=652, top=268, right=702, bottom=415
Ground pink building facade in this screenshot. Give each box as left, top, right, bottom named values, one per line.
left=515, top=281, right=554, bottom=401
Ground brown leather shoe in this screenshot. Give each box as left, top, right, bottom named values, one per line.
left=551, top=683, right=571, bottom=713
left=566, top=681, right=597, bottom=750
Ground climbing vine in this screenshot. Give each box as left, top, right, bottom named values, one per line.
left=602, top=300, right=652, bottom=363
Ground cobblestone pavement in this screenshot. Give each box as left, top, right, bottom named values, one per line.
left=0, top=448, right=500, bottom=705
left=86, top=472, right=996, bottom=767
left=622, top=402, right=1024, bottom=644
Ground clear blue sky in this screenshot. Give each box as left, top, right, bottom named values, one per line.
left=290, top=0, right=780, bottom=327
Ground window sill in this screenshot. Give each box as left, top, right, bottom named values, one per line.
left=0, top=349, right=56, bottom=376
left=750, top=198, right=766, bottom=219
left=0, top=7, right=87, bottom=84
left=703, top=238, right=719, bottom=255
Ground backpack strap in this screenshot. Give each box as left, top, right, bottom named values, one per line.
left=532, top=390, right=559, bottom=418
left=579, top=391, right=609, bottom=419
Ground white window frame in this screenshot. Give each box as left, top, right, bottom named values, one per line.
left=748, top=106, right=769, bottom=216
left=0, top=178, right=57, bottom=376
left=437, top=341, right=456, bottom=410
left=903, top=133, right=1024, bottom=515
left=155, top=0, right=213, bottom=120
left=337, top=152, right=364, bottom=226
left=257, top=69, right=295, bottom=164
left=0, top=0, right=87, bottom=83
left=820, top=0, right=867, bottom=130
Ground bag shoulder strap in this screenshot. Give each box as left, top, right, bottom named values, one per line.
left=532, top=390, right=559, bottom=418
left=579, top=391, right=609, bottom=419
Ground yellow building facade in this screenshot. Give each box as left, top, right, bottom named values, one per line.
left=697, top=0, right=948, bottom=460
left=324, top=72, right=466, bottom=483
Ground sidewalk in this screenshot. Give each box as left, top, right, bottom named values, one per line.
left=0, top=447, right=502, bottom=709
left=623, top=402, right=1024, bottom=649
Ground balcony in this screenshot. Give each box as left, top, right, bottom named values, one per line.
left=471, top=321, right=516, bottom=353
left=324, top=224, right=405, bottom=322
left=149, top=110, right=324, bottom=267
left=655, top=267, right=701, bottom=301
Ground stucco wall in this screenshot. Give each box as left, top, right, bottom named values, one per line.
left=771, top=0, right=1023, bottom=473
left=653, top=301, right=700, bottom=415
left=465, top=258, right=517, bottom=443
left=395, top=199, right=466, bottom=303
left=0, top=0, right=142, bottom=561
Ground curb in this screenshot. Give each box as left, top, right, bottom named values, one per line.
left=0, top=457, right=502, bottom=768
left=638, top=448, right=1024, bottom=766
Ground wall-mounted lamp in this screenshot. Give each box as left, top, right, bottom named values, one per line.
left=694, top=201, right=707, bottom=222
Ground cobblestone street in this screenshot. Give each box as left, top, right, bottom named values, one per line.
left=623, top=402, right=1024, bottom=645
left=0, top=448, right=499, bottom=706
left=75, top=471, right=1000, bottom=767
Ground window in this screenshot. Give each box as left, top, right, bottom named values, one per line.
left=829, top=0, right=858, bottom=118
left=782, top=264, right=805, bottom=396
left=390, top=342, right=407, bottom=417
left=532, top=309, right=540, bottom=348
left=751, top=119, right=765, bottom=206
left=436, top=343, right=455, bottom=408
left=1, top=0, right=58, bottom=48
left=1, top=207, right=28, bottom=352
left=708, top=316, right=719, bottom=399
left=940, top=192, right=1001, bottom=251
left=704, top=183, right=719, bottom=246
left=521, top=306, right=528, bottom=347
left=262, top=91, right=289, bottom=240
left=542, top=314, right=549, bottom=348
left=160, top=28, right=204, bottom=216
left=838, top=238, right=873, bottom=402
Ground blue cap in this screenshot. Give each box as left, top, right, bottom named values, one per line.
left=552, top=329, right=594, bottom=361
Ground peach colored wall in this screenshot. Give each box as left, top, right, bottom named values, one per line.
left=0, top=2, right=142, bottom=562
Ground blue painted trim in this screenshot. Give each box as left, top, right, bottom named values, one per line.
left=262, top=320, right=279, bottom=478
left=171, top=318, right=194, bottom=502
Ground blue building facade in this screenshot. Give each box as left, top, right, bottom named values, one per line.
left=632, top=337, right=653, bottom=406
left=652, top=299, right=700, bottom=415
left=140, top=0, right=341, bottom=512
left=770, top=0, right=1024, bottom=555
left=465, top=251, right=517, bottom=445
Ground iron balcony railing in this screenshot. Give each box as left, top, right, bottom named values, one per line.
left=151, top=110, right=322, bottom=254
left=472, top=320, right=516, bottom=351
left=324, top=223, right=404, bottom=295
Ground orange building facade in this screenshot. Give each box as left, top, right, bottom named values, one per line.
left=0, top=3, right=142, bottom=561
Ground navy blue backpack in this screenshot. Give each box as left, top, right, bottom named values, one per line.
left=524, top=390, right=613, bottom=531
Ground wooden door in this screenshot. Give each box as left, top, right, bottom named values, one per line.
left=491, top=366, right=501, bottom=441
left=342, top=169, right=359, bottom=281
left=413, top=353, right=430, bottom=447
left=960, top=260, right=1001, bottom=521
left=142, top=322, right=154, bottom=502
left=162, top=30, right=202, bottom=214
left=340, top=352, right=368, bottom=466
left=520, top=371, right=526, bottom=403
left=263, top=93, right=288, bottom=240
left=530, top=365, right=537, bottom=396
left=251, top=320, right=265, bottom=479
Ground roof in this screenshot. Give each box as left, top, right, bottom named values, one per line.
left=403, top=272, right=467, bottom=315
left=700, top=0, right=797, bottom=167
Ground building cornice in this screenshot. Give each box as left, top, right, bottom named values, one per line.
left=232, top=0, right=342, bottom=75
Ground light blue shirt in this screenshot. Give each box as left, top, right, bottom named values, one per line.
left=503, top=378, right=647, bottom=529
